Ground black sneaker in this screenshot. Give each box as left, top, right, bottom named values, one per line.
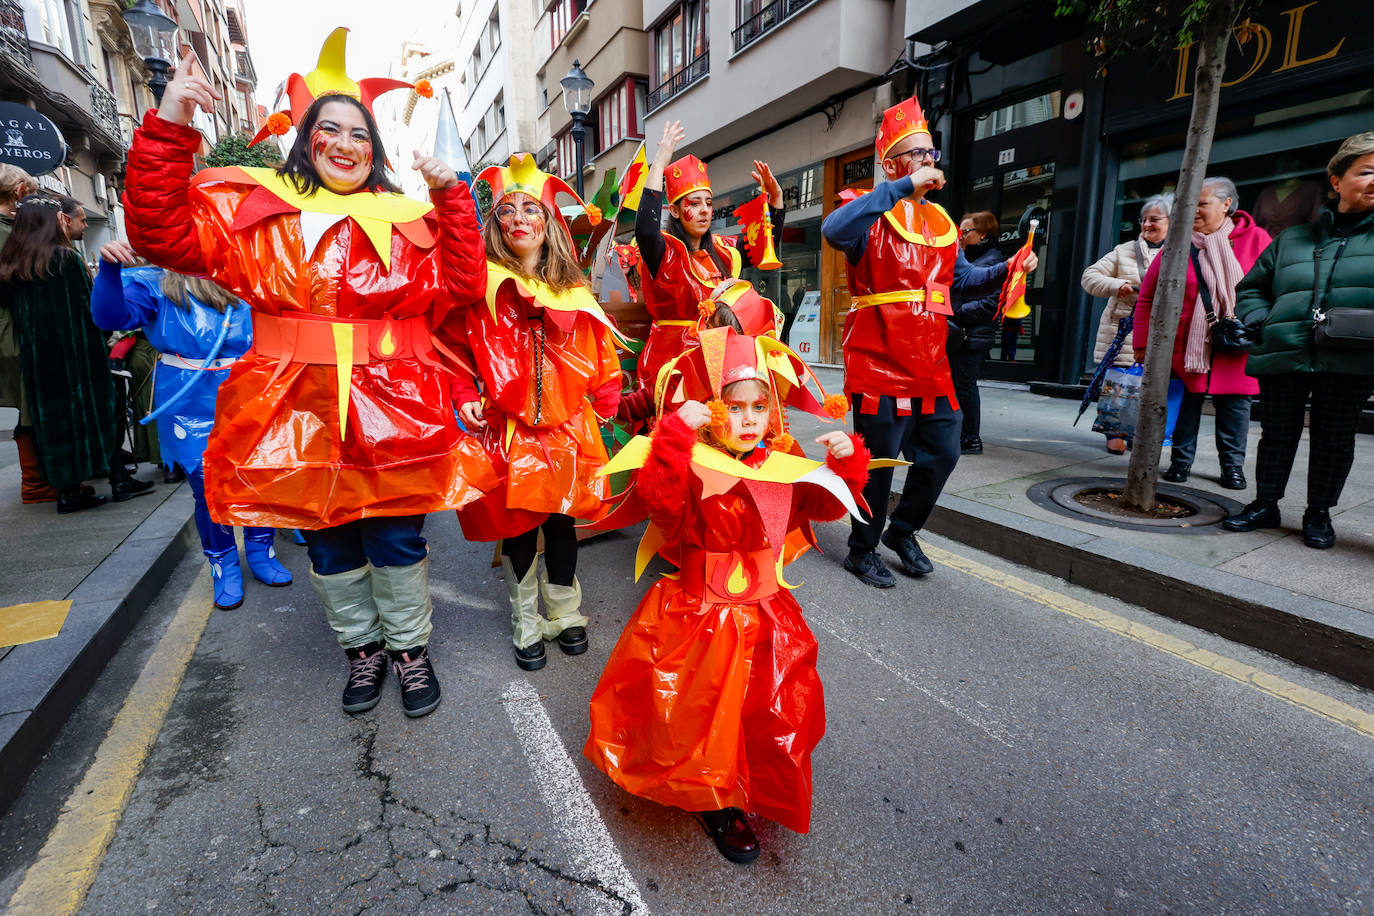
left=960, top=437, right=983, bottom=455
left=111, top=475, right=155, bottom=502
left=390, top=646, right=441, bottom=718
left=881, top=529, right=934, bottom=576
left=514, top=640, right=547, bottom=671
left=843, top=550, right=896, bottom=588
left=557, top=626, right=588, bottom=656
left=342, top=642, right=387, bottom=713
left=700, top=808, right=760, bottom=864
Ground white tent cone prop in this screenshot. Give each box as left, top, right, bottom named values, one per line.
left=434, top=88, right=473, bottom=187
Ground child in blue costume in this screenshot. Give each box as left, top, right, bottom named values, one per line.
left=91, top=240, right=292, bottom=609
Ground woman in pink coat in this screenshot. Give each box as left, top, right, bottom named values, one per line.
left=1134, top=177, right=1272, bottom=489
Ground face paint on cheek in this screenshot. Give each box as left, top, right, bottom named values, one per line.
left=310, top=130, right=330, bottom=162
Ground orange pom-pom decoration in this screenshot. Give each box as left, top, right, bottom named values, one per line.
left=822, top=393, right=850, bottom=419
left=706, top=398, right=730, bottom=431
left=266, top=112, right=292, bottom=136
left=414, top=79, right=434, bottom=99
left=697, top=299, right=717, bottom=320
left=771, top=431, right=795, bottom=452
left=585, top=203, right=602, bottom=226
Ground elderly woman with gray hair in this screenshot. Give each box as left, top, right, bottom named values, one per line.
left=1133, top=177, right=1272, bottom=489
left=1082, top=192, right=1172, bottom=453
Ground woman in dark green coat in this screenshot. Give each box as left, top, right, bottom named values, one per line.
left=1224, top=132, right=1374, bottom=548
left=0, top=195, right=151, bottom=512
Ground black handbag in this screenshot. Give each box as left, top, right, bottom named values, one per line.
left=1191, top=247, right=1257, bottom=355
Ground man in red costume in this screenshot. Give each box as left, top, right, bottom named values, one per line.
left=634, top=121, right=784, bottom=391
left=821, top=95, right=961, bottom=588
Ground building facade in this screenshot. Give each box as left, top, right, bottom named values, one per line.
left=453, top=0, right=541, bottom=170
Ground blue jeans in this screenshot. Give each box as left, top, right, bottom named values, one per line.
left=303, top=516, right=428, bottom=574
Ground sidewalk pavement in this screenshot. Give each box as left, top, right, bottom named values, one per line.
left=806, top=368, right=1373, bottom=691
left=2, top=374, right=1372, bottom=812
left=0, top=408, right=196, bottom=813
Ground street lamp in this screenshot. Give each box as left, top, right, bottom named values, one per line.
left=121, top=0, right=179, bottom=107
left=560, top=60, right=594, bottom=198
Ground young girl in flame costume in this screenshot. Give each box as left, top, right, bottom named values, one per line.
left=634, top=121, right=786, bottom=391
left=121, top=30, right=494, bottom=718
left=584, top=313, right=883, bottom=864
left=453, top=154, right=624, bottom=672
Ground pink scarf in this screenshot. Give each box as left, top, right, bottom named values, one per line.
left=1184, top=217, right=1245, bottom=373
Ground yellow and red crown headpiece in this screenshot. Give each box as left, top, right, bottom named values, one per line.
left=250, top=28, right=416, bottom=147
left=657, top=326, right=849, bottom=452
left=876, top=95, right=932, bottom=161
left=477, top=152, right=585, bottom=246
left=665, top=154, right=711, bottom=205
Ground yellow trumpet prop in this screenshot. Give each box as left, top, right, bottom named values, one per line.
left=1002, top=219, right=1037, bottom=320
left=757, top=181, right=782, bottom=270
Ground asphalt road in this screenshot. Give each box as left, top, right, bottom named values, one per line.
left=2, top=509, right=1372, bottom=916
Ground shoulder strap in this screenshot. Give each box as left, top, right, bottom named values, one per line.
left=1189, top=246, right=1217, bottom=324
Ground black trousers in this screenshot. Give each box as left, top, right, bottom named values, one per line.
left=1255, top=373, right=1374, bottom=510
left=848, top=394, right=961, bottom=553
left=949, top=347, right=988, bottom=441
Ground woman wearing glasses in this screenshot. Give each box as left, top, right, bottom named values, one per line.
left=453, top=155, right=623, bottom=672
left=1080, top=193, right=1172, bottom=453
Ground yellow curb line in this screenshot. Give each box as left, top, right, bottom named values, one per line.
left=922, top=542, right=1374, bottom=741
left=7, top=576, right=215, bottom=916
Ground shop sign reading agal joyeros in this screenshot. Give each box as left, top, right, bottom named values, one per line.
left=0, top=103, right=67, bottom=176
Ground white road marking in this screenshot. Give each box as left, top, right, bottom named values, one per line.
left=808, top=607, right=1017, bottom=748
left=502, top=680, right=650, bottom=916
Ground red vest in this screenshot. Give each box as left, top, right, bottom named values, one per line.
left=638, top=233, right=744, bottom=389
left=842, top=200, right=959, bottom=412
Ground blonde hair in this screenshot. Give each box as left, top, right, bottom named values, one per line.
left=1328, top=132, right=1374, bottom=180
left=481, top=197, right=587, bottom=293
left=160, top=270, right=238, bottom=313
left=0, top=165, right=38, bottom=208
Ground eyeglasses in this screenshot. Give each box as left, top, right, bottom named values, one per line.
left=494, top=202, right=545, bottom=224
left=1139, top=215, right=1167, bottom=225
left=890, top=147, right=941, bottom=165
left=960, top=228, right=982, bottom=238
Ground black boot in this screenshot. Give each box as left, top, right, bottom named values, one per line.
left=390, top=646, right=441, bottom=718
left=57, top=486, right=108, bottom=514
left=1302, top=507, right=1335, bottom=549
left=1219, top=466, right=1246, bottom=490
left=342, top=642, right=387, bottom=713
left=1161, top=461, right=1191, bottom=483
left=514, top=641, right=547, bottom=671
left=111, top=468, right=155, bottom=502
left=700, top=808, right=760, bottom=864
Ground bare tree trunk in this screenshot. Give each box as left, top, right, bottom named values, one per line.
left=1122, top=1, right=1236, bottom=512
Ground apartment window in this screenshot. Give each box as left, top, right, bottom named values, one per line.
left=24, top=0, right=80, bottom=59
left=597, top=78, right=647, bottom=152
left=549, top=0, right=585, bottom=50
left=470, top=122, right=487, bottom=157
left=495, top=92, right=506, bottom=135
left=556, top=131, right=576, bottom=180
left=649, top=0, right=708, bottom=110
left=486, top=11, right=500, bottom=56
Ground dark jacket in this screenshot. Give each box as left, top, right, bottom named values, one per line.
left=952, top=241, right=1007, bottom=351
left=1235, top=206, right=1374, bottom=377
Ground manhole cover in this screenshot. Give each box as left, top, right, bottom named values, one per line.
left=1027, top=477, right=1241, bottom=533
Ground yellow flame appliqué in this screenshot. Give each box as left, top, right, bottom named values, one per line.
left=378, top=325, right=397, bottom=357
left=726, top=558, right=749, bottom=596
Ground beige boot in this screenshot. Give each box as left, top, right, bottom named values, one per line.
left=539, top=570, right=588, bottom=655
left=502, top=556, right=546, bottom=671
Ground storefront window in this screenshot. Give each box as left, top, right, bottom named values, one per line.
left=972, top=91, right=1062, bottom=141
left=1111, top=91, right=1373, bottom=243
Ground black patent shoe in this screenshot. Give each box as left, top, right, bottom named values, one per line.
left=700, top=808, right=760, bottom=864
left=960, top=437, right=983, bottom=455
left=1161, top=461, right=1191, bottom=483
left=390, top=646, right=441, bottom=718
left=341, top=642, right=387, bottom=714
left=514, top=640, right=547, bottom=671
left=881, top=529, right=935, bottom=576
left=1220, top=466, right=1246, bottom=490
left=557, top=626, right=588, bottom=656
left=111, top=474, right=155, bottom=502
left=57, top=487, right=109, bottom=514
left=1302, top=508, right=1335, bottom=549
left=843, top=550, right=895, bottom=588
left=1222, top=499, right=1281, bottom=532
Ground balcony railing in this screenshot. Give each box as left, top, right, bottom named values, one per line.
left=647, top=50, right=709, bottom=111
left=90, top=80, right=119, bottom=140
left=0, top=0, right=34, bottom=72
left=732, top=0, right=813, bottom=52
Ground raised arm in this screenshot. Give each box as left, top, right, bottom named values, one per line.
left=90, top=248, right=160, bottom=332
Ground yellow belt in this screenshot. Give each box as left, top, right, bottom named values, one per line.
left=850, top=289, right=946, bottom=310
left=656, top=319, right=696, bottom=327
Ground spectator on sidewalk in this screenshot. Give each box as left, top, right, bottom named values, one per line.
left=1223, top=132, right=1374, bottom=549
left=0, top=195, right=153, bottom=513
left=1081, top=193, right=1172, bottom=454
left=950, top=210, right=1006, bottom=455
left=1134, top=177, right=1271, bottom=490
left=91, top=241, right=293, bottom=609
left=0, top=165, right=57, bottom=504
